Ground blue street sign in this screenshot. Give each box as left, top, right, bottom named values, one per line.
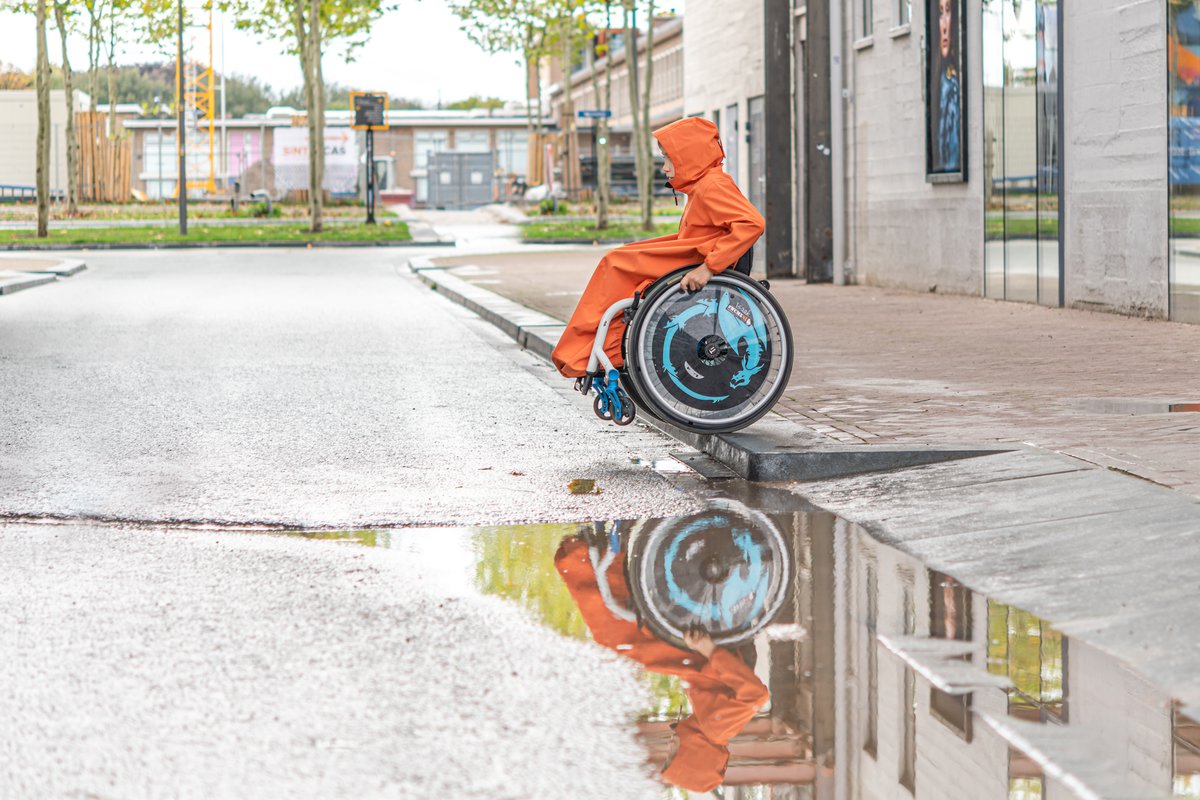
left=577, top=109, right=613, bottom=118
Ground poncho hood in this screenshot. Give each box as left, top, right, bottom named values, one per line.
left=659, top=717, right=728, bottom=792
left=653, top=117, right=726, bottom=192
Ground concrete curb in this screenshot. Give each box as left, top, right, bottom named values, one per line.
left=0, top=272, right=57, bottom=295
left=0, top=239, right=453, bottom=252
left=408, top=256, right=1016, bottom=482
left=26, top=257, right=87, bottom=277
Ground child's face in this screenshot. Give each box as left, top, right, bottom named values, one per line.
left=658, top=144, right=676, bottom=181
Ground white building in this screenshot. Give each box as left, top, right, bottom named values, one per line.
left=0, top=89, right=89, bottom=197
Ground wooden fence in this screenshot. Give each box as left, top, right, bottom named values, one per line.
left=77, top=112, right=132, bottom=203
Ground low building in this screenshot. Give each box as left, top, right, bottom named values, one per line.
left=120, top=107, right=534, bottom=207
left=0, top=89, right=90, bottom=198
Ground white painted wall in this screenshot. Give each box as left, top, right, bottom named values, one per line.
left=1062, top=0, right=1170, bottom=317
left=0, top=90, right=86, bottom=195
left=842, top=0, right=985, bottom=294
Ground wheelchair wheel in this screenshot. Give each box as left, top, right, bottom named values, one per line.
left=625, top=499, right=793, bottom=648
left=623, top=267, right=793, bottom=433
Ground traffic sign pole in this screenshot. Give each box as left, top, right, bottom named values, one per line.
left=350, top=91, right=388, bottom=227
left=366, top=128, right=376, bottom=225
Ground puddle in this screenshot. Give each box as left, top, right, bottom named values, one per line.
left=629, top=455, right=694, bottom=474
left=1079, top=398, right=1200, bottom=415
left=276, top=495, right=1199, bottom=798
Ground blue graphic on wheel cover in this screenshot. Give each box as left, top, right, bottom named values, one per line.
left=661, top=288, right=769, bottom=403
left=662, top=518, right=769, bottom=629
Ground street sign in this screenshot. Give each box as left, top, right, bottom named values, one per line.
left=351, top=92, right=389, bottom=131
left=577, top=109, right=613, bottom=119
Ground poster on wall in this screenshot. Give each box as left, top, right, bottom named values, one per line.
left=1170, top=0, right=1200, bottom=188
left=926, top=0, right=967, bottom=183
left=272, top=127, right=359, bottom=195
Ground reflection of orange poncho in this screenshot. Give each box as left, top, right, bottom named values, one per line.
left=554, top=537, right=769, bottom=792
left=551, top=117, right=766, bottom=378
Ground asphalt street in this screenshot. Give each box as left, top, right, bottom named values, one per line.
left=0, top=239, right=712, bottom=798
left=0, top=245, right=706, bottom=528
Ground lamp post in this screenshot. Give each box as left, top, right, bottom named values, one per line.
left=177, top=0, right=187, bottom=235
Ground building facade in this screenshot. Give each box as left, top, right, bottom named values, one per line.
left=0, top=90, right=89, bottom=197
left=685, top=1, right=1200, bottom=323
left=547, top=15, right=684, bottom=194
left=122, top=108, right=532, bottom=207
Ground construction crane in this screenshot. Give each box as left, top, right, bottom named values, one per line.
left=175, top=0, right=216, bottom=195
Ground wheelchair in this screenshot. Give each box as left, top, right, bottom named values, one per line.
left=578, top=250, right=793, bottom=434
left=585, top=500, right=794, bottom=649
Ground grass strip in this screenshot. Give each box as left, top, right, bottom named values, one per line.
left=522, top=219, right=678, bottom=242
left=0, top=221, right=412, bottom=247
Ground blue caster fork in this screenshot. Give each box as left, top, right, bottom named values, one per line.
left=575, top=295, right=640, bottom=428
left=580, top=369, right=636, bottom=426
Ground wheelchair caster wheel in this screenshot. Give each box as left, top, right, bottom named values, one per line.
left=593, top=395, right=614, bottom=421
left=614, top=398, right=636, bottom=426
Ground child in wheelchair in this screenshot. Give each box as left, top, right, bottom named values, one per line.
left=550, top=116, right=765, bottom=381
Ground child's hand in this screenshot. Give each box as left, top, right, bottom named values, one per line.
left=683, top=628, right=716, bottom=658
left=679, top=264, right=714, bottom=293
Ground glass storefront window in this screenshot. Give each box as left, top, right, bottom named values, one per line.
left=983, top=0, right=1061, bottom=305
left=1169, top=0, right=1200, bottom=323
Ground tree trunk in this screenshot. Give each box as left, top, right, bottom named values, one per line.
left=308, top=0, right=325, bottom=233
left=54, top=2, right=78, bottom=216
left=87, top=2, right=99, bottom=107
left=623, top=2, right=643, bottom=218
left=559, top=11, right=574, bottom=201
left=601, top=2, right=613, bottom=229
left=591, top=8, right=611, bottom=230
left=106, top=11, right=118, bottom=136
left=36, top=0, right=51, bottom=237
left=639, top=0, right=656, bottom=231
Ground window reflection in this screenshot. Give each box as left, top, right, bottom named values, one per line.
left=983, top=0, right=1060, bottom=305
left=1169, top=0, right=1200, bottom=322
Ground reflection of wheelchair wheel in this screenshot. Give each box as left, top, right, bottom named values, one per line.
left=625, top=499, right=793, bottom=649
left=622, top=267, right=793, bottom=434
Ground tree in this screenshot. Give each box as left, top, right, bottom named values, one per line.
left=53, top=1, right=79, bottom=215
left=623, top=0, right=655, bottom=232
left=589, top=4, right=614, bottom=229
left=445, top=95, right=507, bottom=111
left=0, top=63, right=32, bottom=90
left=448, top=0, right=559, bottom=186
left=35, top=0, right=51, bottom=237
left=222, top=0, right=395, bottom=232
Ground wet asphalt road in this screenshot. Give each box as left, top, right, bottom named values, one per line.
left=0, top=241, right=709, bottom=798
left=0, top=246, right=705, bottom=527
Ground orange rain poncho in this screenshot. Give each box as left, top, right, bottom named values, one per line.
left=554, top=536, right=769, bottom=793
left=551, top=117, right=766, bottom=378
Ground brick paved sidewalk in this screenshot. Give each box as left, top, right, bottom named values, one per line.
left=430, top=249, right=1200, bottom=498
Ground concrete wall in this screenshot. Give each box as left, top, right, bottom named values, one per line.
left=0, top=90, right=84, bottom=195
left=681, top=0, right=764, bottom=190
left=1062, top=0, right=1169, bottom=317
left=843, top=0, right=985, bottom=294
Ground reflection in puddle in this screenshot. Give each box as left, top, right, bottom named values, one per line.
left=282, top=501, right=1198, bottom=798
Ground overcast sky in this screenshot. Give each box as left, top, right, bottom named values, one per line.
left=0, top=1, right=531, bottom=105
